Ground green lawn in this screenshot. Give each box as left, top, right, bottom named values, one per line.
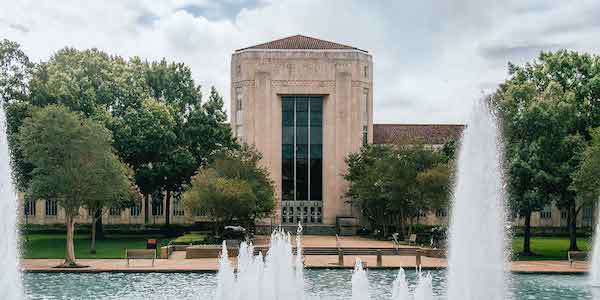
left=21, top=233, right=170, bottom=259
left=172, top=231, right=207, bottom=244
left=512, top=237, right=591, bottom=261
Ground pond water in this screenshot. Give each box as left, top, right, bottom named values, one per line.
left=24, top=269, right=596, bottom=299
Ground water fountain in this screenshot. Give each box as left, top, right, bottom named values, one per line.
left=215, top=226, right=306, bottom=300
left=590, top=221, right=600, bottom=286
left=0, top=104, right=24, bottom=298
left=446, top=100, right=508, bottom=300
left=215, top=100, right=509, bottom=299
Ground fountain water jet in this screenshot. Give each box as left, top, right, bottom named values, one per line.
left=0, top=104, right=23, bottom=298
left=215, top=226, right=306, bottom=300
left=446, top=100, right=508, bottom=300
left=351, top=259, right=370, bottom=300
left=590, top=218, right=600, bottom=286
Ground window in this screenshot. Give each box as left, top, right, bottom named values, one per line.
left=235, top=87, right=243, bottom=139
left=561, top=210, right=568, bottom=220
left=109, top=207, right=121, bottom=216
left=281, top=96, right=323, bottom=224
left=152, top=201, right=164, bottom=216
left=540, top=206, right=552, bottom=219
left=363, top=65, right=368, bottom=78
left=435, top=209, right=447, bottom=218
left=362, top=89, right=369, bottom=146
left=130, top=203, right=141, bottom=217
left=193, top=208, right=206, bottom=217
left=24, top=199, right=35, bottom=216
left=45, top=199, right=57, bottom=216
left=173, top=191, right=185, bottom=216
left=583, top=205, right=594, bottom=227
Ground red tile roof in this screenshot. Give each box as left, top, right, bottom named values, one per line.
left=236, top=35, right=367, bottom=52
left=373, top=124, right=465, bottom=145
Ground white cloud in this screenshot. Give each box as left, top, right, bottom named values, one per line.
left=2, top=0, right=600, bottom=124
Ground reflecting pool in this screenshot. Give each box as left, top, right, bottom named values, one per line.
left=24, top=269, right=594, bottom=299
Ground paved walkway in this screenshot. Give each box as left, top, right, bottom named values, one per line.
left=21, top=235, right=590, bottom=274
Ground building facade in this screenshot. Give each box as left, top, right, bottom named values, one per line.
left=17, top=35, right=596, bottom=231
left=230, top=35, right=373, bottom=228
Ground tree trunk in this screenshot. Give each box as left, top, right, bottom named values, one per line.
left=90, top=217, right=97, bottom=254
left=62, top=214, right=77, bottom=267
left=144, top=193, right=149, bottom=224
left=522, top=210, right=532, bottom=255
left=568, top=203, right=579, bottom=251
left=165, top=190, right=171, bottom=227
left=94, top=209, right=104, bottom=240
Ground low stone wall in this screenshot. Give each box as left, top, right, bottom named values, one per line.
left=159, top=245, right=175, bottom=259
left=185, top=245, right=238, bottom=259
left=421, top=248, right=446, bottom=258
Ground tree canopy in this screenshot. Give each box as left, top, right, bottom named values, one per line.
left=3, top=43, right=237, bottom=227
left=18, top=105, right=132, bottom=266
left=344, top=143, right=453, bottom=237
left=182, top=145, right=275, bottom=234
left=492, top=50, right=600, bottom=252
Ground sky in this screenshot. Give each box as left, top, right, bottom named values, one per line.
left=2, top=0, right=600, bottom=124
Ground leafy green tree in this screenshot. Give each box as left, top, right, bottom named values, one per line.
left=571, top=128, right=600, bottom=210
left=111, top=98, right=177, bottom=223
left=18, top=105, right=131, bottom=267
left=0, top=39, right=32, bottom=103
left=7, top=46, right=237, bottom=231
left=182, top=145, right=274, bottom=234
left=84, top=167, right=141, bottom=254
left=493, top=51, right=600, bottom=251
left=345, top=144, right=451, bottom=238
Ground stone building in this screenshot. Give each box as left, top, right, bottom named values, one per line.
left=17, top=35, right=596, bottom=232
left=230, top=35, right=373, bottom=231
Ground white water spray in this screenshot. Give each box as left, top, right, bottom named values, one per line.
left=0, top=104, right=23, bottom=298
left=446, top=100, right=508, bottom=300
left=590, top=219, right=600, bottom=286
left=215, top=227, right=306, bottom=300
left=351, top=259, right=370, bottom=300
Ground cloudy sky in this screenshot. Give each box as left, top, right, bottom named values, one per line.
left=2, top=0, right=600, bottom=124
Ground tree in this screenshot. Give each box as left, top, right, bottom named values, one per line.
left=18, top=105, right=131, bottom=267
left=8, top=46, right=238, bottom=231
left=492, top=51, right=600, bottom=252
left=0, top=39, right=32, bottom=103
left=182, top=145, right=275, bottom=235
left=344, top=144, right=451, bottom=238
left=571, top=128, right=600, bottom=211
left=84, top=168, right=141, bottom=254
left=111, top=98, right=177, bottom=223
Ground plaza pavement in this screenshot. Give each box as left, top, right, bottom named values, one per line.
left=21, top=235, right=589, bottom=274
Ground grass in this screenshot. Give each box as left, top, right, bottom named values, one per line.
left=172, top=231, right=207, bottom=244
left=21, top=233, right=170, bottom=259
left=512, top=237, right=590, bottom=261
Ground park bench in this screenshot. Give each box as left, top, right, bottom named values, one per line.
left=567, top=251, right=588, bottom=268
left=125, top=249, right=156, bottom=266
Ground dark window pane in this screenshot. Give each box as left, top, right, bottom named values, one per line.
left=310, top=110, right=322, bottom=127
left=282, top=97, right=294, bottom=111
left=310, top=97, right=322, bottom=112
left=310, top=158, right=322, bottom=201
left=282, top=158, right=294, bottom=201
left=296, top=156, right=309, bottom=201
left=310, top=126, right=322, bottom=145
left=296, top=126, right=308, bottom=146
left=296, top=98, right=308, bottom=111
left=283, top=127, right=295, bottom=145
